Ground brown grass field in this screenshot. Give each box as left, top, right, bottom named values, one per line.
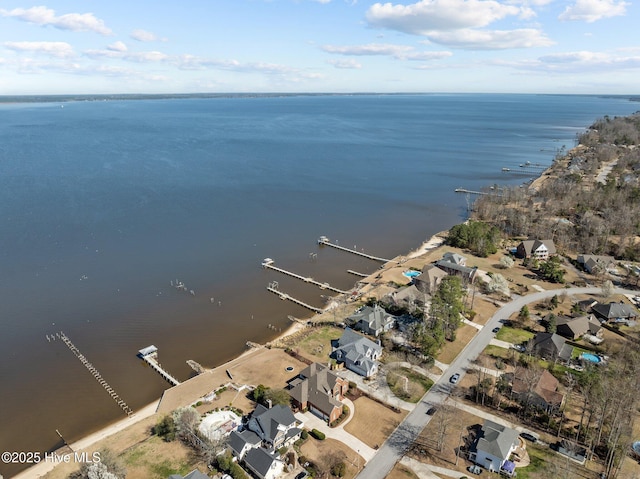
left=386, top=463, right=420, bottom=479
left=344, top=396, right=407, bottom=448
left=436, top=323, right=478, bottom=365
left=299, top=437, right=364, bottom=479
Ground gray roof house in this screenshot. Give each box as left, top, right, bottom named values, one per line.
left=247, top=404, right=302, bottom=451
left=434, top=259, right=478, bottom=284
left=332, top=328, right=382, bottom=377
left=168, top=471, right=210, bottom=479
left=577, top=254, right=615, bottom=274
left=516, top=239, right=556, bottom=260
left=243, top=447, right=283, bottom=479
left=591, top=301, right=639, bottom=323
left=346, top=304, right=396, bottom=337
left=228, top=429, right=262, bottom=460
left=470, top=420, right=519, bottom=476
left=442, top=252, right=467, bottom=266
left=530, top=332, right=573, bottom=362
left=390, top=284, right=428, bottom=311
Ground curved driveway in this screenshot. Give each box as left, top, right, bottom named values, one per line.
left=356, top=287, right=638, bottom=479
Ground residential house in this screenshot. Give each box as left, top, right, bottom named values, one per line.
left=228, top=429, right=262, bottom=460
left=246, top=404, right=302, bottom=451
left=332, top=328, right=382, bottom=377
left=168, top=471, right=210, bottom=479
left=346, top=304, right=396, bottom=337
left=470, top=420, right=520, bottom=476
left=442, top=252, right=467, bottom=266
left=577, top=254, right=616, bottom=274
left=516, top=239, right=556, bottom=260
left=389, top=284, right=428, bottom=312
left=415, top=264, right=448, bottom=294
left=243, top=447, right=283, bottom=479
left=512, top=369, right=565, bottom=413
left=530, top=332, right=573, bottom=362
left=288, top=362, right=348, bottom=423
left=434, top=260, right=478, bottom=284
left=554, top=314, right=602, bottom=340
left=591, top=301, right=639, bottom=323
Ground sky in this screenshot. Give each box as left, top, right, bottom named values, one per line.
left=0, top=0, right=638, bottom=95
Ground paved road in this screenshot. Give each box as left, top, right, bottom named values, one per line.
left=355, top=287, right=637, bottom=479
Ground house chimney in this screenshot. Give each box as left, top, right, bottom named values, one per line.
left=267, top=399, right=272, bottom=409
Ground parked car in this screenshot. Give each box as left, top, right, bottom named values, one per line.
left=467, top=464, right=482, bottom=474
left=295, top=472, right=309, bottom=479
left=520, top=432, right=538, bottom=443
left=492, top=326, right=501, bottom=333
left=450, top=373, right=460, bottom=384
left=426, top=406, right=437, bottom=415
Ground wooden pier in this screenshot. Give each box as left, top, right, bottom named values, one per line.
left=138, top=346, right=181, bottom=386
left=317, top=236, right=395, bottom=263
left=454, top=188, right=503, bottom=197
left=347, top=269, right=368, bottom=277
left=266, top=282, right=324, bottom=313
left=261, top=258, right=348, bottom=294
left=56, top=332, right=134, bottom=416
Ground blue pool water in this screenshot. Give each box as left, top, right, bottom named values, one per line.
left=580, top=353, right=601, bottom=363
left=403, top=270, right=422, bottom=278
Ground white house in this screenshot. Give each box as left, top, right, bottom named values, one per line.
left=470, top=420, right=519, bottom=476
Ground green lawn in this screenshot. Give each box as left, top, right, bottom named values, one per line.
left=296, top=325, right=344, bottom=361
left=496, top=326, right=535, bottom=345
left=387, top=367, right=434, bottom=403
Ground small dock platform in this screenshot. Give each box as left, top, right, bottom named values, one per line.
left=138, top=346, right=181, bottom=386
left=317, top=236, right=395, bottom=263
left=266, top=283, right=324, bottom=313
left=261, top=258, right=348, bottom=294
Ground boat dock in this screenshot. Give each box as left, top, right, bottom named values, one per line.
left=266, top=282, right=324, bottom=313
left=261, top=258, right=348, bottom=294
left=55, top=332, right=134, bottom=416
left=454, top=188, right=503, bottom=197
left=317, top=236, right=395, bottom=263
left=347, top=269, right=368, bottom=277
left=138, top=346, right=181, bottom=386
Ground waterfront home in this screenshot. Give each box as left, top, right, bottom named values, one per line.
left=415, top=264, right=448, bottom=294
left=287, top=362, right=347, bottom=423
left=516, top=239, right=556, bottom=260
left=246, top=404, right=302, bottom=451
left=470, top=420, right=520, bottom=476
left=434, top=259, right=478, bottom=285
left=228, top=429, right=262, bottom=460
left=332, top=328, right=382, bottom=377
left=511, top=369, right=565, bottom=414
left=346, top=304, right=397, bottom=337
left=442, top=251, right=467, bottom=266
left=388, top=284, right=428, bottom=312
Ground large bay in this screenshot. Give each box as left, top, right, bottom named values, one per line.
left=0, top=94, right=638, bottom=473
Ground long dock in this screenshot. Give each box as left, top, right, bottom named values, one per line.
left=317, top=236, right=395, bottom=263
left=347, top=269, right=368, bottom=277
left=266, top=283, right=324, bottom=313
left=454, top=188, right=503, bottom=197
left=56, top=332, right=134, bottom=416
left=261, top=258, right=348, bottom=294
left=138, top=346, right=181, bottom=386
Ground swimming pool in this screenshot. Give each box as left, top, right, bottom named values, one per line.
left=403, top=270, right=422, bottom=278
left=580, top=353, right=601, bottom=363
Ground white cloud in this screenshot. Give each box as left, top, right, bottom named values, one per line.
left=426, top=28, right=554, bottom=49
left=4, top=41, right=75, bottom=58
left=0, top=6, right=112, bottom=35
left=130, top=29, right=159, bottom=42
left=498, top=50, right=640, bottom=72
left=327, top=58, right=362, bottom=68
left=559, top=0, right=628, bottom=22
left=322, top=43, right=415, bottom=57
left=366, top=0, right=522, bottom=34
left=107, top=41, right=128, bottom=52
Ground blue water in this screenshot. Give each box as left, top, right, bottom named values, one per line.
left=403, top=270, right=422, bottom=278
left=581, top=353, right=602, bottom=363
left=0, top=93, right=638, bottom=474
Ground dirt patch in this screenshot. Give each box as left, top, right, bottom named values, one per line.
left=299, top=437, right=364, bottom=479
left=386, top=463, right=420, bottom=479
left=437, top=323, right=478, bottom=365
left=344, top=396, right=407, bottom=448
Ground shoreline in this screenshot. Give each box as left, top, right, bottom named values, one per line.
left=18, top=230, right=450, bottom=479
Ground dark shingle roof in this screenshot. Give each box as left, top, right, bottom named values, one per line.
left=228, top=429, right=261, bottom=457
left=244, top=447, right=277, bottom=477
